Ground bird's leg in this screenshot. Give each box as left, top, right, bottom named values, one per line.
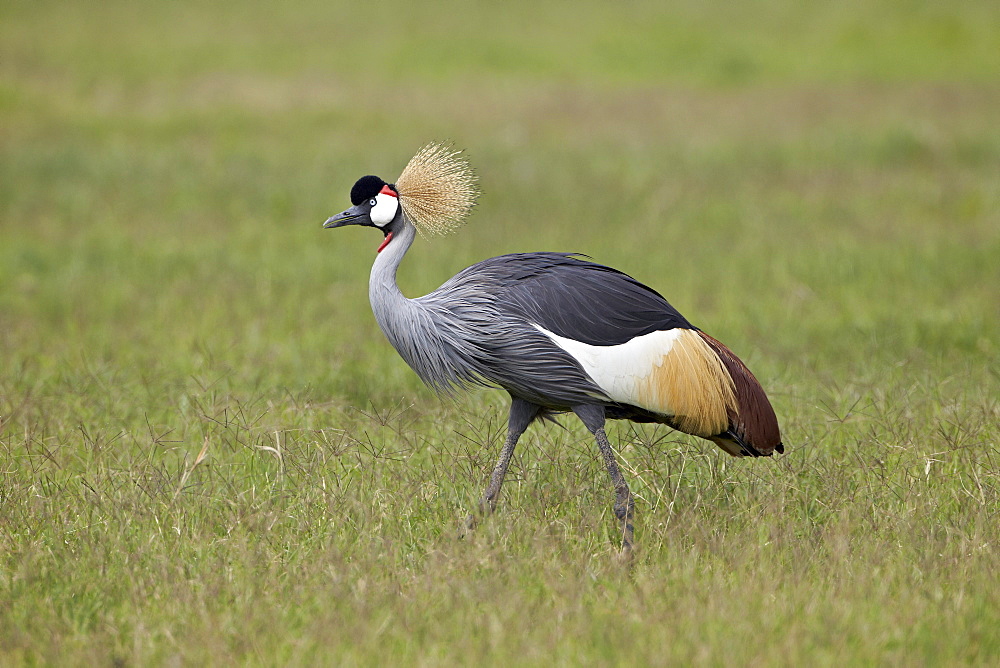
left=596, top=427, right=636, bottom=556
left=465, top=398, right=540, bottom=531
left=572, top=405, right=636, bottom=555
left=473, top=434, right=519, bottom=523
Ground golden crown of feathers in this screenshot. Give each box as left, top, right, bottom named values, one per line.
left=394, top=143, right=480, bottom=237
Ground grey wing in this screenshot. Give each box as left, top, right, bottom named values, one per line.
left=419, top=253, right=694, bottom=408
left=474, top=253, right=695, bottom=344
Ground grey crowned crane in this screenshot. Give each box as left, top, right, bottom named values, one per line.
left=323, top=143, right=782, bottom=553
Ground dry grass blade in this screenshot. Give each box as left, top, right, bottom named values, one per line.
left=395, top=142, right=479, bottom=237
left=171, top=437, right=210, bottom=504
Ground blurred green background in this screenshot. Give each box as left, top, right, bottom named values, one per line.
left=2, top=0, right=999, bottom=664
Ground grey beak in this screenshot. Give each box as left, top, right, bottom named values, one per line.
left=323, top=204, right=366, bottom=229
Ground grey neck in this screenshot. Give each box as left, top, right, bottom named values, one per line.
left=368, top=214, right=428, bottom=376
left=365, top=215, right=471, bottom=392
left=369, top=215, right=416, bottom=307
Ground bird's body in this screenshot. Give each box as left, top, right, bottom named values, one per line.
left=325, top=144, right=782, bottom=553
left=373, top=220, right=780, bottom=456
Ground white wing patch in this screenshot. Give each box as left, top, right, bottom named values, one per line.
left=533, top=324, right=682, bottom=410
left=534, top=324, right=736, bottom=436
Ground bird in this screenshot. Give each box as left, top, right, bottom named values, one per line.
left=323, top=143, right=782, bottom=553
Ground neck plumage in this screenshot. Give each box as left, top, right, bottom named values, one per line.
left=368, top=218, right=455, bottom=390
left=367, top=218, right=475, bottom=392
left=369, top=216, right=416, bottom=309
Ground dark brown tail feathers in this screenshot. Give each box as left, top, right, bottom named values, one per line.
left=697, top=331, right=783, bottom=456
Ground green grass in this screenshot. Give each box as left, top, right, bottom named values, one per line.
left=2, top=0, right=999, bottom=664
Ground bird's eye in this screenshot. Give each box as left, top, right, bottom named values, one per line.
left=370, top=198, right=377, bottom=206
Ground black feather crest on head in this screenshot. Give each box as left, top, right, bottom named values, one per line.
left=350, top=175, right=387, bottom=205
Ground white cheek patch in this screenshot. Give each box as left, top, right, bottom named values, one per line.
left=370, top=193, right=399, bottom=227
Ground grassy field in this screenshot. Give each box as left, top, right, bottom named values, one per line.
left=2, top=0, right=999, bottom=664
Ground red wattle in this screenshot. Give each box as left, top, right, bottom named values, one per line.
left=379, top=184, right=398, bottom=197
left=377, top=232, right=393, bottom=253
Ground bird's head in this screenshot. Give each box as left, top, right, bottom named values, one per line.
left=323, top=143, right=479, bottom=253
left=323, top=175, right=401, bottom=250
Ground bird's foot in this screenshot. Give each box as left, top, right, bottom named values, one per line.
left=619, top=525, right=636, bottom=564
left=614, top=501, right=636, bottom=562
left=461, top=498, right=496, bottom=537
